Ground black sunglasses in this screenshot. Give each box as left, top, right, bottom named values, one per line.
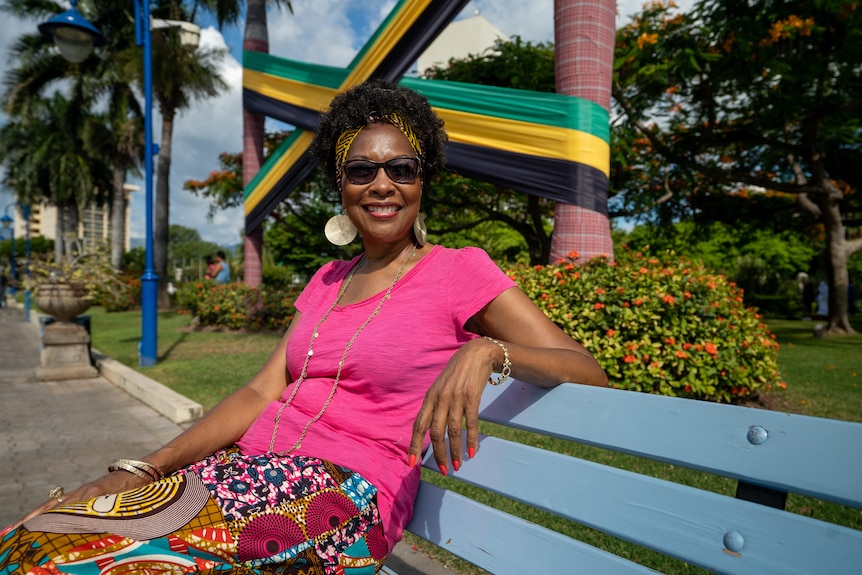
left=343, top=157, right=420, bottom=185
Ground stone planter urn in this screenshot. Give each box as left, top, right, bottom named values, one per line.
left=34, top=282, right=99, bottom=381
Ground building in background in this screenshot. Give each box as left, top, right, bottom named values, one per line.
left=9, top=184, right=137, bottom=251
left=415, top=11, right=505, bottom=76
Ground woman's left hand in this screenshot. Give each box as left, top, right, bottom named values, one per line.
left=407, top=337, right=496, bottom=475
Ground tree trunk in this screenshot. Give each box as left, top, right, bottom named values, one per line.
left=527, top=194, right=551, bottom=265
left=54, top=205, right=65, bottom=263
left=818, top=181, right=856, bottom=335
left=242, top=0, right=269, bottom=286
left=110, top=165, right=126, bottom=270
left=550, top=0, right=615, bottom=264
left=155, top=107, right=175, bottom=309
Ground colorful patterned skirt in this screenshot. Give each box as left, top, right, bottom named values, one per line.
left=0, top=448, right=389, bottom=574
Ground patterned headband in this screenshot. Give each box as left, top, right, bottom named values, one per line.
left=334, top=112, right=424, bottom=184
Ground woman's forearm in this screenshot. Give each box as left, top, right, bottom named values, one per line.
left=484, top=338, right=608, bottom=389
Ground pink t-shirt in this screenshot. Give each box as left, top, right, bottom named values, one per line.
left=236, top=245, right=516, bottom=550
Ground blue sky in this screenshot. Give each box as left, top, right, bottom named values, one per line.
left=0, top=0, right=656, bottom=246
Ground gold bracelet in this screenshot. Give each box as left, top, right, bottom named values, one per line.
left=108, top=459, right=164, bottom=483
left=483, top=336, right=512, bottom=385
left=108, top=460, right=154, bottom=483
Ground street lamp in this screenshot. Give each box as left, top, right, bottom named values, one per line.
left=37, top=0, right=107, bottom=63
left=38, top=0, right=196, bottom=366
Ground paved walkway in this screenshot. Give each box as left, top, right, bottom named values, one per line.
left=0, top=303, right=449, bottom=575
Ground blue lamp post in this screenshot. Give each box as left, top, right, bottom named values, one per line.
left=39, top=0, right=159, bottom=366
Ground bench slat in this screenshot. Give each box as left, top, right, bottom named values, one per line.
left=406, top=482, right=656, bottom=575
left=421, top=435, right=862, bottom=575
left=477, top=380, right=862, bottom=509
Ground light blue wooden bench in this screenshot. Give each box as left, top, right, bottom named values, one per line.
left=384, top=378, right=862, bottom=574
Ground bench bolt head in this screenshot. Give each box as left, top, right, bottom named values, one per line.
left=747, top=425, right=768, bottom=445
left=724, top=530, right=745, bottom=552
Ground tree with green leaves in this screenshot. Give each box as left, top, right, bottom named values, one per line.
left=613, top=0, right=862, bottom=335
left=423, top=36, right=557, bottom=264
left=167, top=223, right=219, bottom=261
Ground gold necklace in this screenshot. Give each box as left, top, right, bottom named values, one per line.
left=269, top=244, right=418, bottom=453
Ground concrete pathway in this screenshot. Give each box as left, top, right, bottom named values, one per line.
left=0, top=303, right=450, bottom=575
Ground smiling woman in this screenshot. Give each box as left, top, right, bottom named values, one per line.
left=0, top=79, right=607, bottom=574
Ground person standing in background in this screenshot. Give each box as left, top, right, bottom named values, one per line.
left=213, top=250, right=231, bottom=284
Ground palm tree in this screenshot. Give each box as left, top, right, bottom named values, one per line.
left=148, top=0, right=227, bottom=307
left=0, top=91, right=112, bottom=261
left=2, top=0, right=143, bottom=267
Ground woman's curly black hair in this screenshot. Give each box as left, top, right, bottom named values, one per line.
left=310, top=79, right=447, bottom=191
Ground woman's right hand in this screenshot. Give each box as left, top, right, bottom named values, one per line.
left=9, top=471, right=149, bottom=532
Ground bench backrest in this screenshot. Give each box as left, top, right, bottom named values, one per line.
left=405, top=379, right=862, bottom=574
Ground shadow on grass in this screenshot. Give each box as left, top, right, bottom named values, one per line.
left=159, top=331, right=189, bottom=362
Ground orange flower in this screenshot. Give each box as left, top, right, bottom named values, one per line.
left=636, top=32, right=659, bottom=49
left=623, top=354, right=637, bottom=363
left=596, top=288, right=606, bottom=294
left=683, top=342, right=692, bottom=350
left=607, top=329, right=616, bottom=337
left=675, top=350, right=687, bottom=359
left=594, top=303, right=606, bottom=310
left=662, top=294, right=675, bottom=304
left=665, top=336, right=676, bottom=345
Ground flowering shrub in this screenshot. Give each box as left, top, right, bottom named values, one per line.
left=176, top=280, right=299, bottom=331
left=92, top=274, right=142, bottom=312
left=506, top=248, right=785, bottom=403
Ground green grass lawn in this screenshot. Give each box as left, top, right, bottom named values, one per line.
left=87, top=308, right=862, bottom=574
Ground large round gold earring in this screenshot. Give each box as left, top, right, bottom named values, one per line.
left=325, top=213, right=357, bottom=246
left=413, top=213, right=427, bottom=247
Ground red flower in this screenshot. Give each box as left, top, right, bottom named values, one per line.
left=705, top=342, right=718, bottom=356
left=675, top=350, right=688, bottom=359
left=623, top=355, right=637, bottom=363
left=683, top=342, right=692, bottom=350
left=606, top=329, right=616, bottom=337
left=665, top=337, right=676, bottom=345
left=662, top=294, right=675, bottom=304
left=594, top=303, right=606, bottom=310
left=596, top=288, right=606, bottom=294
left=684, top=384, right=692, bottom=393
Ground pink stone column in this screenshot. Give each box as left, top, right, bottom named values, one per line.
left=242, top=5, right=268, bottom=286
left=551, top=0, right=615, bottom=263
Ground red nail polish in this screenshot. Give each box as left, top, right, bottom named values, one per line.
left=467, top=447, right=476, bottom=459
left=452, top=459, right=461, bottom=472
left=407, top=454, right=417, bottom=467
left=438, top=463, right=448, bottom=476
